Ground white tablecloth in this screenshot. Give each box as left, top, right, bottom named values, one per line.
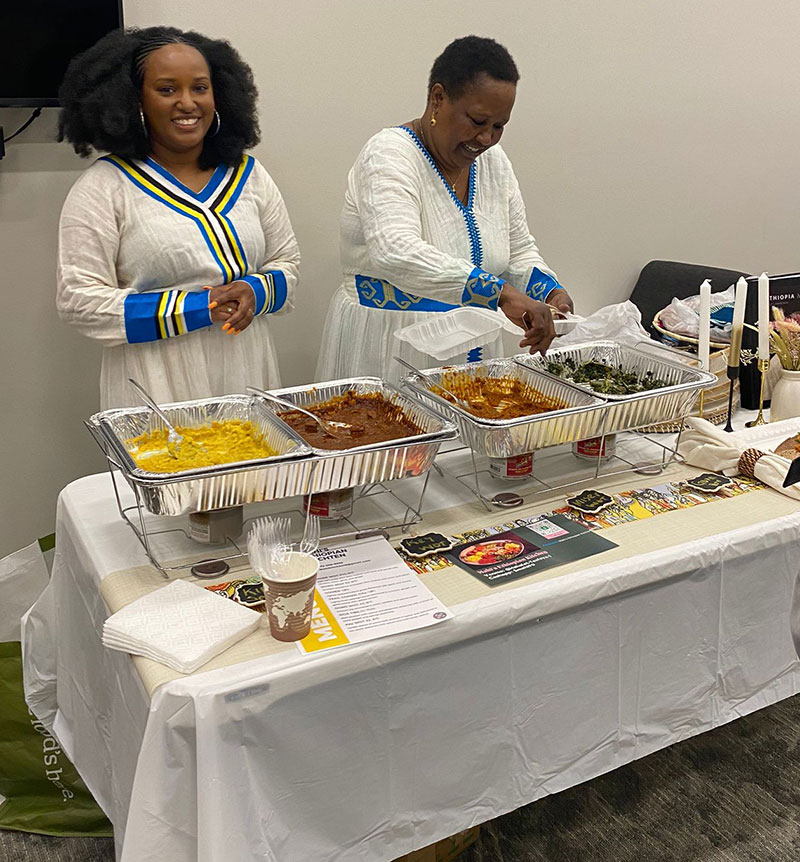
left=21, top=444, right=800, bottom=862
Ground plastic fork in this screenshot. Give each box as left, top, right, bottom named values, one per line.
left=247, top=517, right=273, bottom=579
left=265, top=516, right=292, bottom=574
left=299, top=514, right=320, bottom=555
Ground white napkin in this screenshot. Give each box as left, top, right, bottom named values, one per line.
left=102, top=579, right=261, bottom=673
left=678, top=417, right=800, bottom=500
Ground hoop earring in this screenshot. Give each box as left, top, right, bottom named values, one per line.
left=139, top=106, right=148, bottom=137
left=430, top=114, right=437, bottom=127
left=209, top=109, right=221, bottom=137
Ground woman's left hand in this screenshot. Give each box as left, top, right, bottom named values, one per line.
left=207, top=282, right=256, bottom=333
left=547, top=288, right=574, bottom=315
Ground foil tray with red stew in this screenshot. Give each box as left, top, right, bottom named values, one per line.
left=254, top=377, right=457, bottom=493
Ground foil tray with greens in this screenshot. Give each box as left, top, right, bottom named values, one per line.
left=544, top=358, right=669, bottom=395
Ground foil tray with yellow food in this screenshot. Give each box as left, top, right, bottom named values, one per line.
left=400, top=358, right=607, bottom=459
left=86, top=394, right=312, bottom=516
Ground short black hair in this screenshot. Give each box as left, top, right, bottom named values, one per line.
left=428, top=36, right=519, bottom=100
left=58, top=26, right=260, bottom=169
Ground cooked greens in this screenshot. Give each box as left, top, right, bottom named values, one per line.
left=544, top=358, right=668, bottom=395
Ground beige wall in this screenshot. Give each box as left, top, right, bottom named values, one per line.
left=2, top=0, right=800, bottom=555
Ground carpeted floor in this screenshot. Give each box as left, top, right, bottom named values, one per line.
left=2, top=695, right=799, bottom=862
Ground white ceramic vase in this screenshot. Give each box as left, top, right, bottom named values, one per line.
left=769, top=368, right=800, bottom=421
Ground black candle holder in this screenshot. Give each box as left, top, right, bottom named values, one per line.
left=724, top=364, right=739, bottom=433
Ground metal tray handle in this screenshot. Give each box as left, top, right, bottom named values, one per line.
left=84, top=420, right=126, bottom=471
left=630, top=337, right=698, bottom=365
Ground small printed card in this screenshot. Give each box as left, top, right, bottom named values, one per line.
left=398, top=532, right=457, bottom=559
left=683, top=473, right=735, bottom=494
left=566, top=489, right=614, bottom=514
left=205, top=577, right=266, bottom=609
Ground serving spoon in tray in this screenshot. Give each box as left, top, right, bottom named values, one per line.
left=393, top=356, right=474, bottom=413
left=247, top=386, right=356, bottom=439
left=128, top=378, right=204, bottom=459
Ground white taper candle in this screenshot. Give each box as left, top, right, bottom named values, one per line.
left=698, top=279, right=711, bottom=372
left=758, top=272, right=770, bottom=360
left=729, top=277, right=748, bottom=368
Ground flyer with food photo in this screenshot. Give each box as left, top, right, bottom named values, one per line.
left=444, top=514, right=617, bottom=586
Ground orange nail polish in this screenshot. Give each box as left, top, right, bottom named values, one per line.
left=222, top=323, right=230, bottom=331
left=209, top=301, right=218, bottom=309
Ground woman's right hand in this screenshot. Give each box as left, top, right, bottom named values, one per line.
left=497, top=286, right=555, bottom=355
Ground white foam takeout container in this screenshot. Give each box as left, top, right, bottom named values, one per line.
left=393, top=308, right=505, bottom=361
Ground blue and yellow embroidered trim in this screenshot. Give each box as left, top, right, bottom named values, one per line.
left=102, top=154, right=253, bottom=284
left=240, top=271, right=288, bottom=315
left=124, top=290, right=211, bottom=344
left=525, top=267, right=561, bottom=303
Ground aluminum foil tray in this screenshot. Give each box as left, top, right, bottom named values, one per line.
left=401, top=358, right=607, bottom=458
left=259, top=377, right=458, bottom=494
left=86, top=395, right=313, bottom=516
left=515, top=341, right=717, bottom=433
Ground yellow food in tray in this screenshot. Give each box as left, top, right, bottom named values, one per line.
left=126, top=419, right=278, bottom=473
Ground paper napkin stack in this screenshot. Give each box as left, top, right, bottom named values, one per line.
left=102, top=579, right=261, bottom=673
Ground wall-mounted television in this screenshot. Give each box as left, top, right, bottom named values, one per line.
left=0, top=0, right=124, bottom=107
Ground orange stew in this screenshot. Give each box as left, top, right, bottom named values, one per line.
left=434, top=372, right=566, bottom=420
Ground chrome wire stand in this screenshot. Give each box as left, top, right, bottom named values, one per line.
left=105, top=459, right=432, bottom=579
left=438, top=428, right=684, bottom=513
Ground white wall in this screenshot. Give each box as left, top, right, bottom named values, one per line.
left=2, top=0, right=800, bottom=555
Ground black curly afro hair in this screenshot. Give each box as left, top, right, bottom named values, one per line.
left=428, top=36, right=519, bottom=100
left=58, top=26, right=260, bottom=168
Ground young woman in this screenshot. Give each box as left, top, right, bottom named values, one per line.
left=57, top=26, right=299, bottom=408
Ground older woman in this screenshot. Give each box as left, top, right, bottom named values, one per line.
left=57, top=26, right=299, bottom=409
left=316, top=35, right=572, bottom=382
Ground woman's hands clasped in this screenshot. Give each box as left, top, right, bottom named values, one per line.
left=206, top=282, right=256, bottom=334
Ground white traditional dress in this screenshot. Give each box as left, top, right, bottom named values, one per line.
left=315, top=126, right=561, bottom=382
left=57, top=154, right=299, bottom=409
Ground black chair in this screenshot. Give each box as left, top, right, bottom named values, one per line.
left=629, top=260, right=750, bottom=339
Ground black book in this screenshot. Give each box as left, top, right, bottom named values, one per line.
left=741, top=273, right=800, bottom=409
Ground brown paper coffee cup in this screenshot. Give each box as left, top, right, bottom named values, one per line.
left=261, top=552, right=319, bottom=642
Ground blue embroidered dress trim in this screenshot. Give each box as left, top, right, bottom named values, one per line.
left=525, top=267, right=561, bottom=303
left=397, top=125, right=482, bottom=266
left=462, top=268, right=504, bottom=310
left=240, top=271, right=288, bottom=315
left=124, top=290, right=211, bottom=344
left=355, top=276, right=457, bottom=312
left=355, top=128, right=505, bottom=314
